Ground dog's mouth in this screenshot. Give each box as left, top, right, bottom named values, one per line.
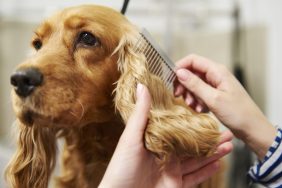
left=15, top=98, right=48, bottom=127
left=18, top=107, right=76, bottom=128
left=14, top=94, right=63, bottom=127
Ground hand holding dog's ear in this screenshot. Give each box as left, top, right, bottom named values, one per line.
left=99, top=83, right=153, bottom=188
left=119, top=83, right=152, bottom=144
left=99, top=84, right=233, bottom=188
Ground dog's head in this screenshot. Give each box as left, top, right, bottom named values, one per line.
left=6, top=5, right=139, bottom=188
left=10, top=5, right=137, bottom=128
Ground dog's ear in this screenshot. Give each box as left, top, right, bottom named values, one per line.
left=114, top=29, right=221, bottom=165
left=5, top=122, right=57, bottom=188
left=112, top=28, right=141, bottom=119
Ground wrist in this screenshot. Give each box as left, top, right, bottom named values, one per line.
left=234, top=115, right=277, bottom=160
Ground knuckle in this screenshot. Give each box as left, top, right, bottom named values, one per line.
left=217, top=64, right=224, bottom=70
left=188, top=54, right=201, bottom=62
left=188, top=54, right=197, bottom=59
left=210, top=91, right=222, bottom=107
left=218, top=64, right=229, bottom=74
left=216, top=64, right=231, bottom=80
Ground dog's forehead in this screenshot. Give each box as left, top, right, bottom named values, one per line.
left=62, top=5, right=127, bottom=28
left=35, top=21, right=52, bottom=38
left=37, top=5, right=130, bottom=35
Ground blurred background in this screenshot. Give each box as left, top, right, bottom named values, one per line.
left=1, top=0, right=282, bottom=187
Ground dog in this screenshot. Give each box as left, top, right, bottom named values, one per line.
left=6, top=5, right=222, bottom=188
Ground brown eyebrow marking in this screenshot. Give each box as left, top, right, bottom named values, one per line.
left=64, top=16, right=87, bottom=30
left=34, top=21, right=52, bottom=38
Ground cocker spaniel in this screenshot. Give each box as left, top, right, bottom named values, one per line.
left=6, top=5, right=221, bottom=188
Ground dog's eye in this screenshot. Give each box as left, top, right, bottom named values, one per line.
left=32, top=39, right=42, bottom=50
left=77, top=32, right=99, bottom=47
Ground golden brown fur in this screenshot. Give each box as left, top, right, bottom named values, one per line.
left=114, top=32, right=220, bottom=164
left=5, top=5, right=221, bottom=188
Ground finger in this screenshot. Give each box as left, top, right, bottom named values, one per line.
left=176, top=69, right=217, bottom=106
left=203, top=141, right=233, bottom=166
left=195, top=103, right=209, bottom=113
left=174, top=82, right=185, bottom=97
left=181, top=141, right=233, bottom=175
left=195, top=103, right=203, bottom=113
left=175, top=54, right=224, bottom=88
left=175, top=54, right=216, bottom=74
left=183, top=91, right=209, bottom=113
left=218, top=130, right=233, bottom=145
left=185, top=130, right=233, bottom=168
left=122, top=83, right=152, bottom=140
left=183, top=160, right=220, bottom=188
left=194, top=99, right=208, bottom=113
left=184, top=91, right=195, bottom=106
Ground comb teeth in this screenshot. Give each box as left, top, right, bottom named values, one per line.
left=134, top=28, right=176, bottom=91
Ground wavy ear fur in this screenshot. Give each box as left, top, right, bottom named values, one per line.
left=114, top=28, right=221, bottom=165
left=5, top=122, right=57, bottom=188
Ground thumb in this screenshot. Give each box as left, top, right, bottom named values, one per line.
left=122, top=83, right=152, bottom=140
left=176, top=69, right=216, bottom=106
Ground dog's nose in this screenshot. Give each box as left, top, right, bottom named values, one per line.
left=10, top=68, right=43, bottom=97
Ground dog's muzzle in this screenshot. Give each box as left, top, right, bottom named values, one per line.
left=10, top=67, right=43, bottom=97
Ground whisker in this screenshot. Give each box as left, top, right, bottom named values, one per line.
left=77, top=99, right=85, bottom=122
left=70, top=111, right=79, bottom=119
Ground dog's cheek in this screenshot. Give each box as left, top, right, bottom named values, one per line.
left=42, top=87, right=76, bottom=115
left=91, top=57, right=120, bottom=91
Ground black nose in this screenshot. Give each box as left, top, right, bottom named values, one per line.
left=10, top=68, right=43, bottom=97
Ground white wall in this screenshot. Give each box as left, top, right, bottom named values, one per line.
left=240, top=0, right=282, bottom=125
left=263, top=2, right=282, bottom=125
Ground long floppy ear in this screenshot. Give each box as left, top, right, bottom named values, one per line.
left=114, top=29, right=221, bottom=165
left=5, top=122, right=57, bottom=188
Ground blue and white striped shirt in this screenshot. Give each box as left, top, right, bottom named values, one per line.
left=248, top=128, right=282, bottom=188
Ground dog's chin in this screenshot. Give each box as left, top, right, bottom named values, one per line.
left=18, top=110, right=35, bottom=126
left=17, top=109, right=81, bottom=128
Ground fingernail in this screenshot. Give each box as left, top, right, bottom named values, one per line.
left=176, top=69, right=191, bottom=81
left=196, top=105, right=203, bottom=113
left=174, top=85, right=182, bottom=96
left=136, top=83, right=144, bottom=100
left=185, top=97, right=193, bottom=106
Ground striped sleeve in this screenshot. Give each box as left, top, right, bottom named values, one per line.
left=248, top=128, right=282, bottom=188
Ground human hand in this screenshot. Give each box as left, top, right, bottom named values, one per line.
left=174, top=54, right=276, bottom=159
left=99, top=83, right=233, bottom=188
